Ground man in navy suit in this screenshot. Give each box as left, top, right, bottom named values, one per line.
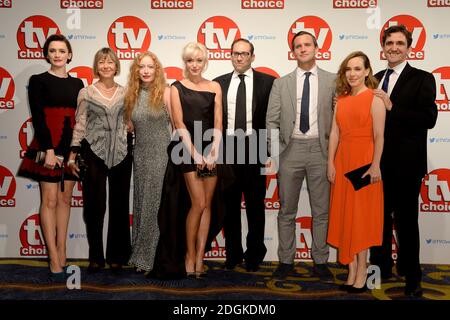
left=214, top=39, right=275, bottom=272
left=370, top=25, right=438, bottom=297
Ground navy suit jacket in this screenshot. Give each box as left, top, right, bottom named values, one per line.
left=376, top=63, right=438, bottom=178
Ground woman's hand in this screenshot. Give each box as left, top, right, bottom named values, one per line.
left=67, top=161, right=80, bottom=178
left=204, top=154, right=216, bottom=171
left=362, top=164, right=382, bottom=184
left=327, top=162, right=336, bottom=184
left=205, top=148, right=218, bottom=170
left=193, top=152, right=206, bottom=170
left=373, top=89, right=393, bottom=111
left=44, top=149, right=62, bottom=169
left=126, top=120, right=134, bottom=133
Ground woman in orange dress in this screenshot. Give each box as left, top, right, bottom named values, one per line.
left=327, top=51, right=385, bottom=293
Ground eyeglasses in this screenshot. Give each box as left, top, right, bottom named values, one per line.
left=231, top=51, right=251, bottom=58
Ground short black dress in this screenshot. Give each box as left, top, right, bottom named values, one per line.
left=17, top=72, right=84, bottom=182
left=171, top=80, right=215, bottom=172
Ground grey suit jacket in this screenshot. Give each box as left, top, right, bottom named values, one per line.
left=266, top=67, right=335, bottom=160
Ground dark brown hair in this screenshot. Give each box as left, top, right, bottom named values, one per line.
left=43, top=34, right=73, bottom=64
left=382, top=24, right=413, bottom=48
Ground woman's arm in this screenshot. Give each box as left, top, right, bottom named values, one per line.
left=207, top=81, right=223, bottom=169
left=171, top=85, right=204, bottom=166
left=327, top=103, right=340, bottom=184
left=163, top=86, right=175, bottom=132
left=68, top=88, right=88, bottom=176
left=363, top=95, right=386, bottom=183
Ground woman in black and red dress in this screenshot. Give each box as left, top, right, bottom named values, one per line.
left=18, top=34, right=84, bottom=279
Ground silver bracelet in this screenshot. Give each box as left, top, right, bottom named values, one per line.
left=67, top=159, right=75, bottom=165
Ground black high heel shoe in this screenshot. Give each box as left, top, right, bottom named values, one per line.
left=338, top=283, right=354, bottom=292
left=347, top=284, right=369, bottom=294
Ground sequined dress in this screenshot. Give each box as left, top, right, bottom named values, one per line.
left=128, top=88, right=171, bottom=271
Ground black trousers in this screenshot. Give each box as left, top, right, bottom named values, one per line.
left=370, top=171, right=423, bottom=286
left=223, top=164, right=267, bottom=265
left=82, top=144, right=132, bottom=265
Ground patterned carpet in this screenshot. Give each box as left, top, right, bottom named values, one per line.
left=0, top=259, right=449, bottom=301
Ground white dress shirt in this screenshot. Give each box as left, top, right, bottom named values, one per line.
left=378, top=60, right=407, bottom=97
left=226, top=68, right=253, bottom=136
left=292, top=65, right=319, bottom=139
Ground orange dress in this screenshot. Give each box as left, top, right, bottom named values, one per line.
left=327, top=89, right=383, bottom=265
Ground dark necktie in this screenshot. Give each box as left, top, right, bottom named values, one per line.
left=299, top=72, right=311, bottom=134
left=381, top=69, right=394, bottom=93
left=235, top=74, right=246, bottom=131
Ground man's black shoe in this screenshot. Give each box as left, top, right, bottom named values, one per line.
left=404, top=283, right=423, bottom=298
left=272, top=263, right=294, bottom=279
left=224, top=260, right=241, bottom=270
left=313, top=264, right=334, bottom=282
left=87, top=262, right=104, bottom=274
left=245, top=262, right=260, bottom=272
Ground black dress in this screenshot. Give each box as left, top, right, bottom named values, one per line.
left=18, top=72, right=84, bottom=182
left=149, top=81, right=233, bottom=279
left=172, top=80, right=216, bottom=172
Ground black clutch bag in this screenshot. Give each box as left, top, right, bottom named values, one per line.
left=35, top=151, right=63, bottom=168
left=196, top=166, right=217, bottom=178
left=344, top=163, right=371, bottom=191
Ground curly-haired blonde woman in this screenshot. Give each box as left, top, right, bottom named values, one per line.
left=125, top=52, right=173, bottom=273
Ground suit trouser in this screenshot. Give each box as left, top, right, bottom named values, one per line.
left=82, top=144, right=132, bottom=265
left=277, top=138, right=330, bottom=265
left=223, top=164, right=267, bottom=265
left=370, top=171, right=423, bottom=285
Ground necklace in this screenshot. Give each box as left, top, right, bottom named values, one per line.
left=96, top=82, right=117, bottom=92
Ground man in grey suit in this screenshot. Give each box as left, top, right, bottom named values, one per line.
left=266, top=31, right=335, bottom=280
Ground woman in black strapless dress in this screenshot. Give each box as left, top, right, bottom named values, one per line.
left=149, top=42, right=223, bottom=279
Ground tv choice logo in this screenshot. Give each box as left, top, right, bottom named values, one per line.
left=71, top=181, right=83, bottom=207
left=107, top=16, right=151, bottom=60
left=295, top=216, right=312, bottom=260
left=20, top=213, right=47, bottom=256
left=333, top=0, right=377, bottom=8
left=420, top=169, right=450, bottom=213
left=241, top=0, right=284, bottom=9
left=0, top=0, right=12, bottom=8
left=0, top=67, right=15, bottom=110
left=164, top=66, right=183, bottom=84
left=0, top=165, right=16, bottom=207
left=18, top=117, right=33, bottom=158
left=287, top=16, right=332, bottom=60
left=205, top=229, right=226, bottom=259
left=60, top=0, right=103, bottom=8
left=68, top=66, right=95, bottom=87
left=197, top=16, right=241, bottom=60
left=254, top=67, right=280, bottom=79
left=432, top=66, right=450, bottom=112
left=264, top=174, right=280, bottom=210
left=150, top=0, right=193, bottom=9
left=17, top=15, right=61, bottom=60
left=428, top=0, right=450, bottom=7
left=380, top=15, right=426, bottom=60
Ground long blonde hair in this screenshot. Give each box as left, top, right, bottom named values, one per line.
left=335, top=51, right=378, bottom=96
left=124, top=51, right=166, bottom=121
